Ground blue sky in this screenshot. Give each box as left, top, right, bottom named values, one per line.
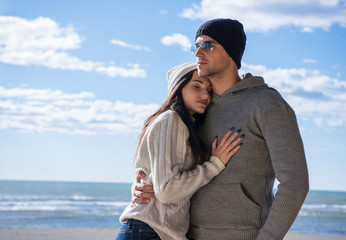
left=1, top=0, right=346, bottom=191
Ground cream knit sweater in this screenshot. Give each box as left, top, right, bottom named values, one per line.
left=119, top=110, right=225, bottom=240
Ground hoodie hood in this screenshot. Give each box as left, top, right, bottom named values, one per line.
left=212, top=73, right=267, bottom=102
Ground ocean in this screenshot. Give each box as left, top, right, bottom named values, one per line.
left=0, top=180, right=345, bottom=236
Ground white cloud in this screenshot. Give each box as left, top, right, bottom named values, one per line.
left=303, top=59, right=319, bottom=64
left=286, top=95, right=346, bottom=127
left=96, top=64, right=147, bottom=78
left=0, top=16, right=146, bottom=78
left=0, top=86, right=94, bottom=100
left=110, top=39, right=151, bottom=52
left=0, top=86, right=159, bottom=135
left=240, top=63, right=346, bottom=127
left=161, top=33, right=192, bottom=51
left=180, top=0, right=346, bottom=32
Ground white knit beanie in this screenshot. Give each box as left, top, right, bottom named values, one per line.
left=167, top=62, right=197, bottom=95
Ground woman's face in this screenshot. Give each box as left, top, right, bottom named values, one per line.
left=182, top=70, right=212, bottom=116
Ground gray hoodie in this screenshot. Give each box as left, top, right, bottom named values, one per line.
left=188, top=74, right=309, bottom=240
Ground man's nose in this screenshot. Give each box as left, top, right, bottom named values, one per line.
left=195, top=46, right=204, bottom=57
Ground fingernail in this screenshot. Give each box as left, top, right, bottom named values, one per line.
left=229, top=127, right=235, bottom=131
left=236, top=129, right=242, bottom=133
left=238, top=143, right=243, bottom=147
left=240, top=134, right=245, bottom=139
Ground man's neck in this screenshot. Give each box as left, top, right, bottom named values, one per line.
left=210, top=72, right=241, bottom=96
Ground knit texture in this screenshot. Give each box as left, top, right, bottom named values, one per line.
left=167, top=62, right=197, bottom=95
left=119, top=110, right=225, bottom=240
left=187, top=74, right=309, bottom=240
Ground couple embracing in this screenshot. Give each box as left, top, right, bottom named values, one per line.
left=115, top=18, right=309, bottom=240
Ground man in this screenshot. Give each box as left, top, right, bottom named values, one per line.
left=132, top=18, right=309, bottom=240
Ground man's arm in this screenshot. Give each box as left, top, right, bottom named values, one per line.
left=130, top=170, right=154, bottom=206
left=256, top=105, right=309, bottom=240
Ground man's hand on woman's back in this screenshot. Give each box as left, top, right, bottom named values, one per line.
left=131, top=170, right=155, bottom=207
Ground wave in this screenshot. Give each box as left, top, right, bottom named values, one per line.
left=71, top=194, right=94, bottom=201
left=0, top=199, right=129, bottom=212
left=0, top=194, right=118, bottom=202
left=298, top=203, right=346, bottom=217
left=302, top=204, right=346, bottom=211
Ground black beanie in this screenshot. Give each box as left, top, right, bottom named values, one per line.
left=195, top=18, right=246, bottom=69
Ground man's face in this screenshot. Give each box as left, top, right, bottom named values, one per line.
left=194, top=35, right=232, bottom=79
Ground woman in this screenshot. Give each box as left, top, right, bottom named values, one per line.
left=115, top=63, right=243, bottom=240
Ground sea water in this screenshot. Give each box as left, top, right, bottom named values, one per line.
left=0, top=180, right=345, bottom=236
left=0, top=180, right=130, bottom=228
left=290, top=190, right=346, bottom=236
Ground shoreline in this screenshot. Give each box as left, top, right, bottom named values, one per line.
left=0, top=228, right=345, bottom=240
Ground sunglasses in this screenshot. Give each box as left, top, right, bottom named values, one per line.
left=191, top=41, right=221, bottom=54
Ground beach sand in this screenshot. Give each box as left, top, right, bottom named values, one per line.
left=0, top=228, right=345, bottom=240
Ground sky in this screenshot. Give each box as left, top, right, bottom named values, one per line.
left=1, top=0, right=346, bottom=192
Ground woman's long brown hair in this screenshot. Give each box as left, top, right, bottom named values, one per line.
left=135, top=70, right=208, bottom=169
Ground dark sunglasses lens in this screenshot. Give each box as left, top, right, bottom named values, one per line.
left=201, top=41, right=213, bottom=51
left=191, top=43, right=199, bottom=52
left=191, top=41, right=214, bottom=52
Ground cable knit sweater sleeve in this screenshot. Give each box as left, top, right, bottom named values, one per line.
left=142, top=111, right=225, bottom=204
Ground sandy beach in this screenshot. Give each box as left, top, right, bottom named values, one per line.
left=0, top=228, right=345, bottom=240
